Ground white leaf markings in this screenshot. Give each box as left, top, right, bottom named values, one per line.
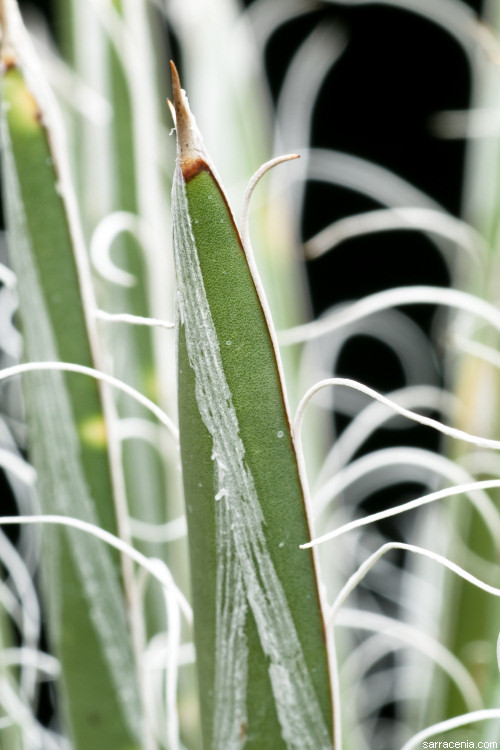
left=172, top=163, right=331, bottom=749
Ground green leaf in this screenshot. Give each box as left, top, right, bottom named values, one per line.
left=0, top=36, right=143, bottom=750
left=171, top=62, right=334, bottom=749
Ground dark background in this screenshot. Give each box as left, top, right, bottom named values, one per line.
left=251, top=0, right=485, bottom=467
left=257, top=0, right=481, bottom=356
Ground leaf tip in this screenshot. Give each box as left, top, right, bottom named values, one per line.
left=169, top=60, right=182, bottom=109
left=169, top=60, right=207, bottom=180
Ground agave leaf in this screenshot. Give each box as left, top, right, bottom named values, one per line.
left=171, top=62, right=334, bottom=749
left=59, top=0, right=183, bottom=581
left=432, top=0, right=500, bottom=730
left=0, top=13, right=143, bottom=750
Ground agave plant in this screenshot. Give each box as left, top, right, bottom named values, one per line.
left=1, top=0, right=500, bottom=749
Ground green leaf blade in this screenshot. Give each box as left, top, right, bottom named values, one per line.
left=172, top=65, right=333, bottom=749
left=0, top=56, right=142, bottom=750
